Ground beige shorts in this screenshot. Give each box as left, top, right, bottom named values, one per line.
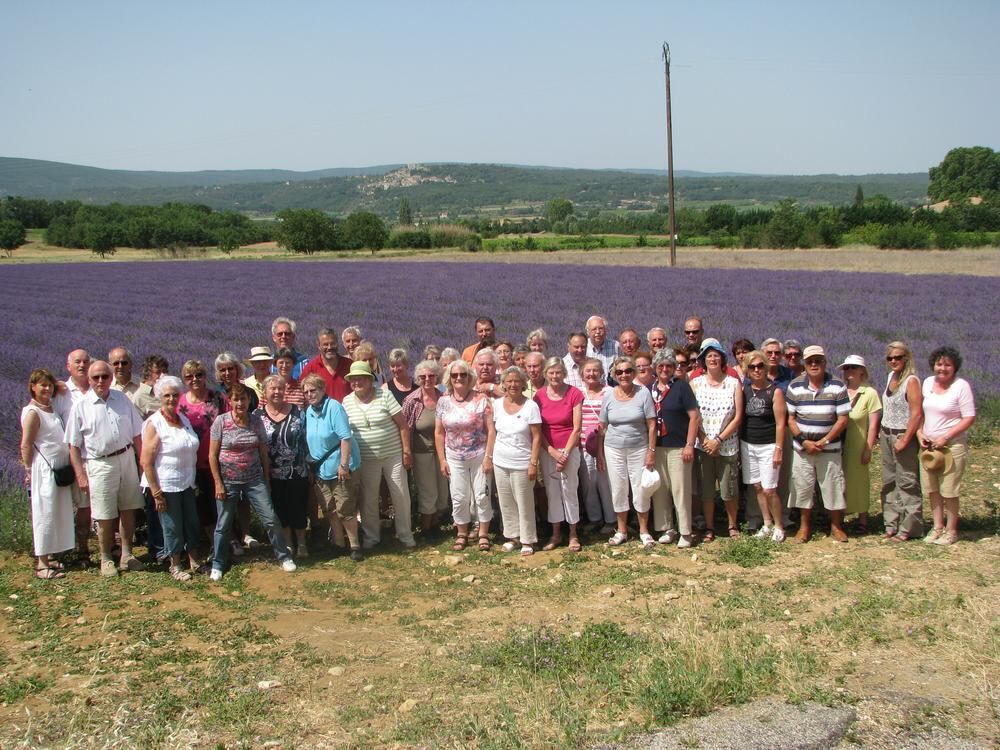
left=699, top=452, right=739, bottom=502
left=920, top=441, right=968, bottom=498
left=315, top=474, right=360, bottom=520
left=86, top=450, right=143, bottom=521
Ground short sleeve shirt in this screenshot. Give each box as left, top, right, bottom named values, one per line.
left=651, top=380, right=698, bottom=449
left=254, top=405, right=308, bottom=480
left=534, top=385, right=584, bottom=450
left=921, top=376, right=975, bottom=443
left=600, top=387, right=655, bottom=450
left=491, top=398, right=541, bottom=470
left=342, top=389, right=403, bottom=460
left=437, top=394, right=490, bottom=461
left=210, top=412, right=267, bottom=484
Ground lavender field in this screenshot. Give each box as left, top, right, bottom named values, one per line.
left=1, top=260, right=998, bottom=496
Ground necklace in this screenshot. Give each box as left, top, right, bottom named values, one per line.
left=31, top=398, right=53, bottom=412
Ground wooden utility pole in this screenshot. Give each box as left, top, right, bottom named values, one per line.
left=662, top=42, right=677, bottom=267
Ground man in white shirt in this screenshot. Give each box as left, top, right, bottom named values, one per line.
left=66, top=361, right=146, bottom=577
left=562, top=332, right=588, bottom=389
left=585, top=315, right=620, bottom=377
left=58, top=349, right=93, bottom=564
left=108, top=347, right=140, bottom=399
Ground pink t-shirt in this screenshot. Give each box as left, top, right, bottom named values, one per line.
left=922, top=376, right=975, bottom=442
left=533, top=385, right=584, bottom=450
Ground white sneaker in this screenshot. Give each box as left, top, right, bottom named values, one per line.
left=677, top=535, right=693, bottom=549
left=209, top=568, right=223, bottom=582
left=243, top=535, right=261, bottom=550
left=755, top=525, right=773, bottom=540
left=658, top=530, right=680, bottom=545
left=640, top=533, right=656, bottom=548
left=771, top=527, right=786, bottom=543
left=230, top=540, right=244, bottom=558
left=281, top=559, right=297, bottom=573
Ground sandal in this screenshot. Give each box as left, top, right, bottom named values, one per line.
left=881, top=529, right=897, bottom=539
left=640, top=533, right=656, bottom=548
left=607, top=531, right=627, bottom=546
left=501, top=541, right=518, bottom=553
left=520, top=545, right=534, bottom=556
left=191, top=562, right=211, bottom=575
left=46, top=560, right=65, bottom=571
left=542, top=538, right=561, bottom=551
left=35, top=566, right=65, bottom=580
left=728, top=527, right=740, bottom=539
left=478, top=536, right=492, bottom=552
left=889, top=531, right=911, bottom=543
left=169, top=565, right=192, bottom=582
left=567, top=538, right=582, bottom=553
left=934, top=531, right=958, bottom=546
left=452, top=534, right=468, bottom=551
left=703, top=530, right=716, bottom=543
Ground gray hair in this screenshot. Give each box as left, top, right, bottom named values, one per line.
left=582, top=357, right=604, bottom=376
left=610, top=355, right=636, bottom=374
left=439, top=347, right=460, bottom=365
left=782, top=339, right=802, bottom=352
left=443, top=359, right=474, bottom=394
left=498, top=365, right=528, bottom=388
left=153, top=375, right=184, bottom=398
left=474, top=347, right=498, bottom=365
left=525, top=351, right=545, bottom=366
left=388, top=348, right=409, bottom=365
left=423, top=344, right=442, bottom=360
left=271, top=317, right=296, bottom=335
left=214, top=351, right=243, bottom=376
left=652, top=349, right=677, bottom=368
left=543, top=356, right=567, bottom=377
left=414, top=359, right=442, bottom=380
left=585, top=315, right=608, bottom=334
left=526, top=328, right=549, bottom=347
left=262, top=374, right=286, bottom=390
left=761, top=338, right=782, bottom=351
left=108, top=346, right=134, bottom=364
left=342, top=325, right=363, bottom=341
left=317, top=327, right=339, bottom=340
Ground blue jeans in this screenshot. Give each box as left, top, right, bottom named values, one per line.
left=143, top=488, right=165, bottom=560
left=159, top=487, right=201, bottom=558
left=212, top=479, right=290, bottom=571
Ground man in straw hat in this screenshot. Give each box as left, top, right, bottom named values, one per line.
left=243, top=347, right=274, bottom=403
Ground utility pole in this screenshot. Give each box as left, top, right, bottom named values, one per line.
left=662, top=41, right=677, bottom=267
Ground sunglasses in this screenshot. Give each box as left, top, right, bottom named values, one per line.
left=184, top=373, right=206, bottom=380
left=91, top=373, right=112, bottom=381
left=684, top=330, right=701, bottom=336
left=804, top=358, right=825, bottom=366
left=615, top=368, right=635, bottom=376
left=886, top=355, right=905, bottom=362
left=747, top=363, right=766, bottom=371
left=111, top=360, right=130, bottom=367
left=842, top=364, right=862, bottom=371
left=451, top=372, right=469, bottom=379
left=675, top=360, right=688, bottom=367
left=785, top=352, right=802, bottom=359
left=417, top=374, right=436, bottom=380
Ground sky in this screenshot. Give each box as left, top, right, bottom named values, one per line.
left=3, top=0, right=998, bottom=176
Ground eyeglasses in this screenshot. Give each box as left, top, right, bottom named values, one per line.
left=675, top=360, right=688, bottom=367
left=886, top=355, right=905, bottom=362
left=747, top=363, right=766, bottom=371
left=785, top=352, right=802, bottom=359
left=451, top=372, right=469, bottom=379
left=615, top=368, right=635, bottom=376
left=804, top=358, right=825, bottom=366
left=765, top=350, right=781, bottom=357
left=842, top=365, right=861, bottom=371
left=111, top=360, right=130, bottom=367
left=91, top=373, right=111, bottom=381
left=684, top=329, right=702, bottom=336
left=655, top=363, right=675, bottom=370
left=274, top=331, right=293, bottom=337
left=184, top=373, right=206, bottom=380
left=417, top=374, right=436, bottom=380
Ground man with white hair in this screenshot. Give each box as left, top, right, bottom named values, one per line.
left=646, top=327, right=668, bottom=353
left=65, top=361, right=146, bottom=577
left=58, top=348, right=93, bottom=565
left=108, top=347, right=139, bottom=398
left=270, top=317, right=310, bottom=380
left=585, top=315, right=620, bottom=377
left=523, top=352, right=546, bottom=399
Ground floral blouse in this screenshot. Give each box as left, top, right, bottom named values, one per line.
left=436, top=394, right=491, bottom=461
left=254, top=405, right=308, bottom=480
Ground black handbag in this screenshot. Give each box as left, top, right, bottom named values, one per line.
left=34, top=447, right=76, bottom=487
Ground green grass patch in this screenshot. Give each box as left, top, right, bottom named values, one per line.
left=0, top=675, right=51, bottom=703
left=716, top=534, right=776, bottom=568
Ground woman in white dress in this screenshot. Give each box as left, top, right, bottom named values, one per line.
left=19, top=368, right=75, bottom=579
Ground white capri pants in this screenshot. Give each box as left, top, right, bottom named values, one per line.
left=540, top=449, right=581, bottom=525
left=357, top=454, right=415, bottom=548
left=412, top=451, right=450, bottom=516
left=651, top=446, right=692, bottom=535
left=580, top=449, right=614, bottom=523
left=494, top=464, right=537, bottom=544
left=604, top=442, right=650, bottom=513
left=447, top=453, right=492, bottom=526
left=740, top=441, right=779, bottom=491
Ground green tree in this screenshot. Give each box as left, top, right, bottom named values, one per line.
left=85, top=222, right=117, bottom=258
left=705, top=204, right=738, bottom=233
left=275, top=209, right=338, bottom=254
left=545, top=198, right=574, bottom=225
left=0, top=218, right=27, bottom=257
left=397, top=198, right=413, bottom=226
left=854, top=184, right=864, bottom=207
left=341, top=211, right=388, bottom=254
left=764, top=199, right=806, bottom=248
left=216, top=228, right=241, bottom=255
left=928, top=146, right=1000, bottom=202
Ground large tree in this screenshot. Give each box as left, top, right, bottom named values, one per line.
left=0, top=218, right=27, bottom=257
left=275, top=209, right=339, bottom=254
left=928, top=146, right=1000, bottom=202
left=545, top=198, right=574, bottom=225
left=341, top=211, right=388, bottom=253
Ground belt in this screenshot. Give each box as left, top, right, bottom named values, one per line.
left=95, top=444, right=132, bottom=460
left=880, top=426, right=906, bottom=436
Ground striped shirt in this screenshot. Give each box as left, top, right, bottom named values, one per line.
left=785, top=372, right=850, bottom=452
left=342, top=389, right=402, bottom=460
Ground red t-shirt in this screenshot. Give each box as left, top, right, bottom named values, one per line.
left=300, top=356, right=352, bottom=403
left=533, top=385, right=584, bottom=449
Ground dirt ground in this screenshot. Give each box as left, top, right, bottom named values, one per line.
left=4, top=239, right=1000, bottom=276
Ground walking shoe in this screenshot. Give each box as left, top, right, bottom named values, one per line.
left=923, top=528, right=945, bottom=544
left=640, top=533, right=656, bottom=548
left=676, top=535, right=693, bottom=549
left=771, top=527, right=786, bottom=543
left=209, top=568, right=223, bottom=582
left=755, top=525, right=773, bottom=540
left=100, top=559, right=119, bottom=577
left=350, top=548, right=365, bottom=562
left=658, top=530, right=680, bottom=545
left=119, top=555, right=146, bottom=572
left=296, top=541, right=309, bottom=559
left=280, top=559, right=297, bottom=572
left=230, top=540, right=245, bottom=558
left=243, top=535, right=261, bottom=550
left=933, top=531, right=958, bottom=546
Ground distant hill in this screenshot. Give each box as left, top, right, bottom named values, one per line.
left=0, top=157, right=928, bottom=219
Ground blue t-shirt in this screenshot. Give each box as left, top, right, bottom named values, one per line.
left=304, top=396, right=360, bottom=480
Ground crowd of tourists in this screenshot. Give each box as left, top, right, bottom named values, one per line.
left=19, top=315, right=977, bottom=581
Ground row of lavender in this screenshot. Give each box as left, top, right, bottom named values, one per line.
left=2, top=260, right=997, bottom=495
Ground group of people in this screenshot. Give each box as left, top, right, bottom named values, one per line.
left=19, top=314, right=977, bottom=580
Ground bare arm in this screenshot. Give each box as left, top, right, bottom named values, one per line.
left=69, top=444, right=88, bottom=491
left=644, top=417, right=656, bottom=469
left=434, top=417, right=450, bottom=477
left=140, top=421, right=162, bottom=493
left=20, top=409, right=40, bottom=472
left=899, top=376, right=923, bottom=451
left=683, top=409, right=700, bottom=463
left=392, top=411, right=412, bottom=470
left=772, top=389, right=787, bottom=465
left=528, top=423, right=541, bottom=481
left=209, top=439, right=225, bottom=500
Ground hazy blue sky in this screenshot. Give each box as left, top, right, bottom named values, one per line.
left=3, top=1, right=998, bottom=175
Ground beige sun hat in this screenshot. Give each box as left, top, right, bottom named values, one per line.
left=245, top=346, right=274, bottom=363
left=920, top=446, right=954, bottom=473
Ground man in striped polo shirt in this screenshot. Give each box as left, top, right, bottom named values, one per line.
left=785, top=345, right=851, bottom=543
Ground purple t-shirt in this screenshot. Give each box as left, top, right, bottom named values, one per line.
left=210, top=412, right=267, bottom=484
